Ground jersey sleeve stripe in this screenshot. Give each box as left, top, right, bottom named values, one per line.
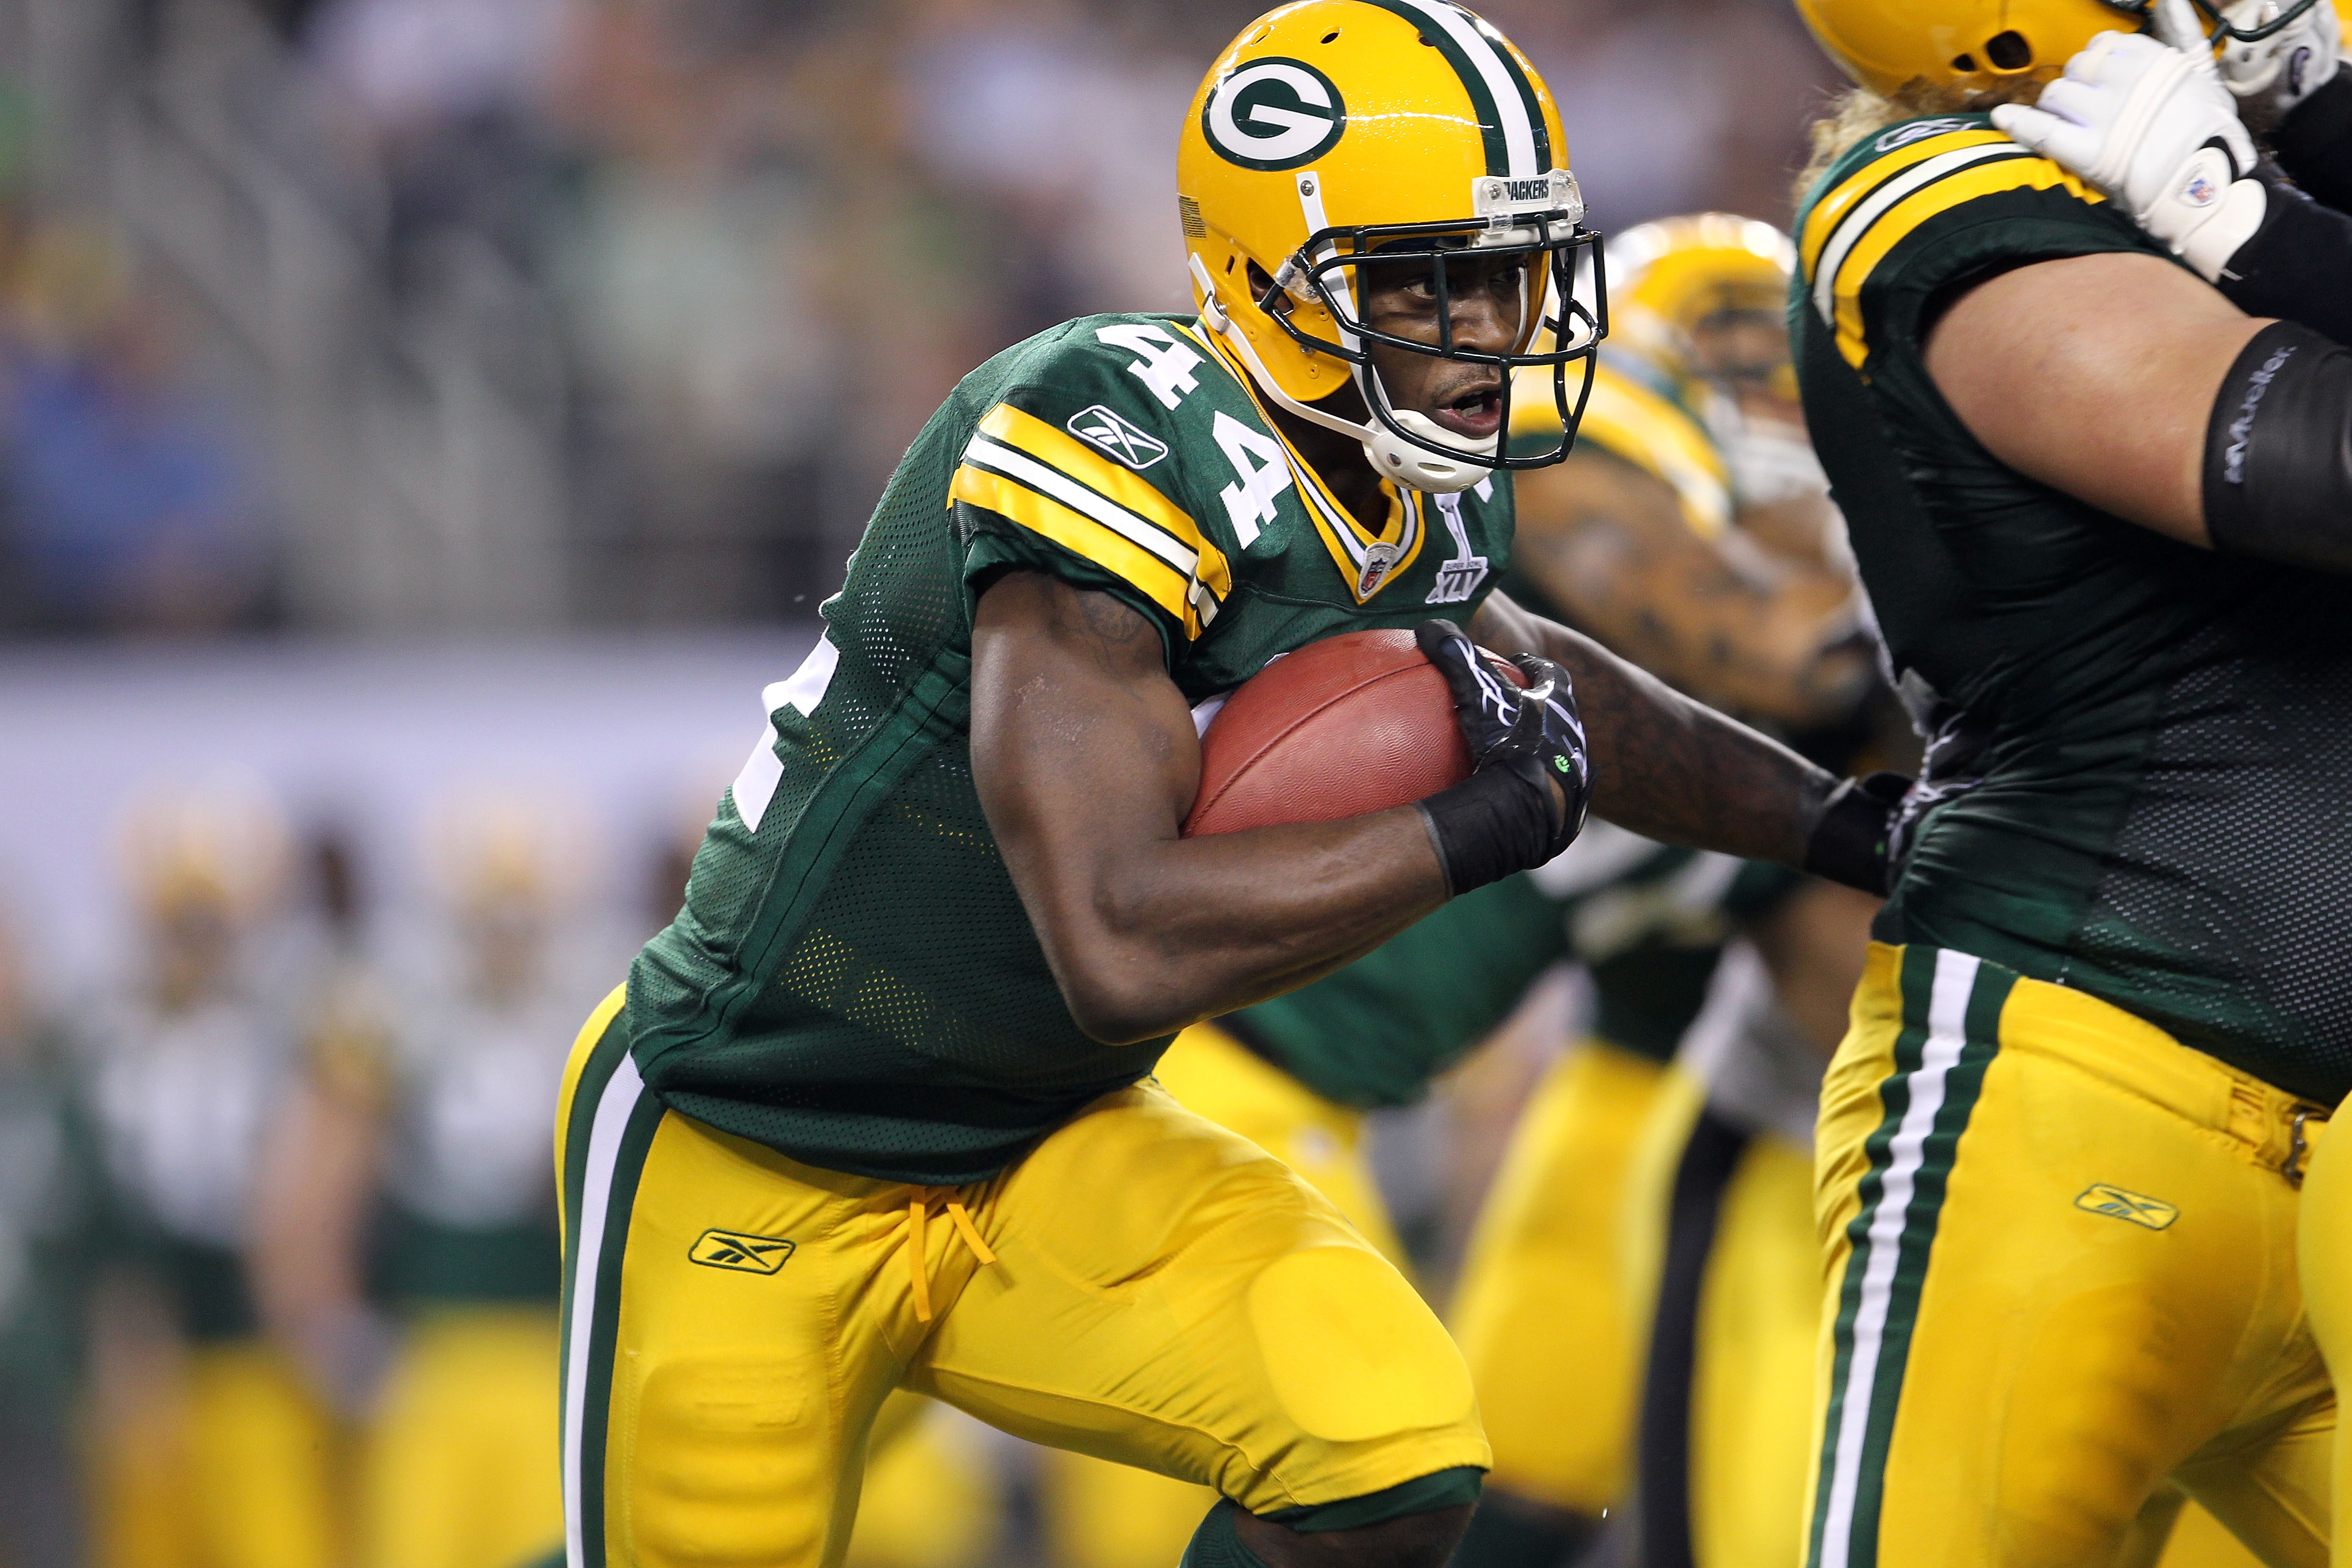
left=962, top=431, right=1231, bottom=600
left=1822, top=155, right=2104, bottom=368
left=952, top=464, right=1207, bottom=634
left=1808, top=141, right=2033, bottom=327
left=951, top=458, right=1227, bottom=638
left=1800, top=127, right=2015, bottom=278
left=973, top=403, right=1216, bottom=559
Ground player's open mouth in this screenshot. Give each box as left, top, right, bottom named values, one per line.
left=1429, top=387, right=1503, bottom=440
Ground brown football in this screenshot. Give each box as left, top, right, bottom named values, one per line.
left=1183, top=628, right=1523, bottom=836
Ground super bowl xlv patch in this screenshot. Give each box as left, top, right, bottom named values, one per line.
left=689, top=1228, right=798, bottom=1274
left=2074, top=1184, right=2179, bottom=1231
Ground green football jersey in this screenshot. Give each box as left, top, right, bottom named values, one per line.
left=628, top=313, right=1514, bottom=1183
left=1794, top=114, right=2352, bottom=1104
left=1224, top=822, right=1800, bottom=1108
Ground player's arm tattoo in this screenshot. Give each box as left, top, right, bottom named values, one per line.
left=1470, top=589, right=1838, bottom=868
left=1511, top=455, right=1869, bottom=729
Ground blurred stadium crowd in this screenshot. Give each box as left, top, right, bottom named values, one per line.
left=0, top=0, right=1837, bottom=636
left=0, top=0, right=1847, bottom=1566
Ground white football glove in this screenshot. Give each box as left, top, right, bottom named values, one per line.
left=2153, top=0, right=2340, bottom=121
left=1991, top=9, right=2267, bottom=282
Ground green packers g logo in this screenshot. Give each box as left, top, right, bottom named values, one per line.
left=1203, top=59, right=1346, bottom=171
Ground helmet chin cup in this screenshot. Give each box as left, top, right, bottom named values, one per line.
left=1363, top=408, right=1496, bottom=495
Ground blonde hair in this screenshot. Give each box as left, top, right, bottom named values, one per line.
left=1795, top=76, right=2052, bottom=207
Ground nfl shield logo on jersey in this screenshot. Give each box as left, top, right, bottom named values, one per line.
left=1066, top=404, right=1171, bottom=471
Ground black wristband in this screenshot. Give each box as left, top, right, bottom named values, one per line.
left=2211, top=170, right=2352, bottom=345
left=2202, top=320, right=2352, bottom=574
left=2275, top=71, right=2352, bottom=213
left=1417, top=765, right=1555, bottom=898
left=1803, top=772, right=1911, bottom=895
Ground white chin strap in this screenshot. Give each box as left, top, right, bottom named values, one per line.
left=1189, top=254, right=1496, bottom=495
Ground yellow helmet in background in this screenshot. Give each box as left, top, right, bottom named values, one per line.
left=116, top=775, right=292, bottom=924
left=1795, top=0, right=2329, bottom=97
left=1178, top=0, right=1605, bottom=493
left=1608, top=212, right=1796, bottom=392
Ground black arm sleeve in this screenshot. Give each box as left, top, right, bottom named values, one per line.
left=2274, top=71, right=2352, bottom=213
left=2213, top=170, right=2352, bottom=345
left=2202, top=320, right=2352, bottom=573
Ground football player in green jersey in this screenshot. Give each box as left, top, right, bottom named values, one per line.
left=1784, top=0, right=2352, bottom=1563
left=558, top=7, right=1899, bottom=1568
left=1989, top=7, right=2352, bottom=1565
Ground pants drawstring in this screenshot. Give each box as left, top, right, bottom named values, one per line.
left=906, top=1197, right=998, bottom=1323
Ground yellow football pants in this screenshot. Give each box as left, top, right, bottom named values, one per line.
left=1809, top=944, right=2332, bottom=1568
left=1450, top=1039, right=1670, bottom=1514
left=557, top=990, right=1487, bottom=1568
left=360, top=1306, right=563, bottom=1568
left=91, top=1338, right=341, bottom=1568
left=1028, top=1022, right=1413, bottom=1568
left=1613, top=1062, right=1818, bottom=1568
left=2297, top=1077, right=2352, bottom=1567
left=842, top=1395, right=1001, bottom=1568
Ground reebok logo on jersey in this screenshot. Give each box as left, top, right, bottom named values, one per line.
left=2074, top=1184, right=2178, bottom=1231
left=1875, top=116, right=1973, bottom=152
left=688, top=1229, right=797, bottom=1274
left=1066, top=404, right=1170, bottom=471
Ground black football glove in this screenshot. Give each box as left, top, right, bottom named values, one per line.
left=1803, top=771, right=1914, bottom=895
left=1413, top=619, right=1593, bottom=896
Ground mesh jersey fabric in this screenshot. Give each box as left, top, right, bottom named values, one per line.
left=1793, top=114, right=2352, bottom=1104
left=626, top=313, right=1515, bottom=1183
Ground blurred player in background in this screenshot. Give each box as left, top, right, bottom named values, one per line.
left=1780, top=0, right=2352, bottom=1559
left=0, top=912, right=100, bottom=1568
left=253, top=792, right=604, bottom=1568
left=77, top=783, right=340, bottom=1568
left=1459, top=215, right=1878, bottom=1568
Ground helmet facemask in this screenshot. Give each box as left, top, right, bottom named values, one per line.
left=1200, top=173, right=1605, bottom=494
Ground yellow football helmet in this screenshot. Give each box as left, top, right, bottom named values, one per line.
left=1178, top=0, right=1604, bottom=493
left=1796, top=0, right=2328, bottom=95
left=1608, top=213, right=1797, bottom=394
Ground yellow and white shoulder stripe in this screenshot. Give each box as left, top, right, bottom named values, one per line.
left=1801, top=126, right=2101, bottom=368
left=953, top=403, right=1232, bottom=637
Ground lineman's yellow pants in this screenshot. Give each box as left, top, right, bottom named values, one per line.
left=1808, top=944, right=2331, bottom=1568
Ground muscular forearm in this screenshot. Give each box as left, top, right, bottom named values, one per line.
left=1053, top=810, right=1449, bottom=1044
left=972, top=570, right=1451, bottom=1046
left=1473, top=592, right=1838, bottom=866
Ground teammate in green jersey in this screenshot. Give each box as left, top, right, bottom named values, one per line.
left=560, top=8, right=1896, bottom=1568
left=1783, top=0, right=2352, bottom=1561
